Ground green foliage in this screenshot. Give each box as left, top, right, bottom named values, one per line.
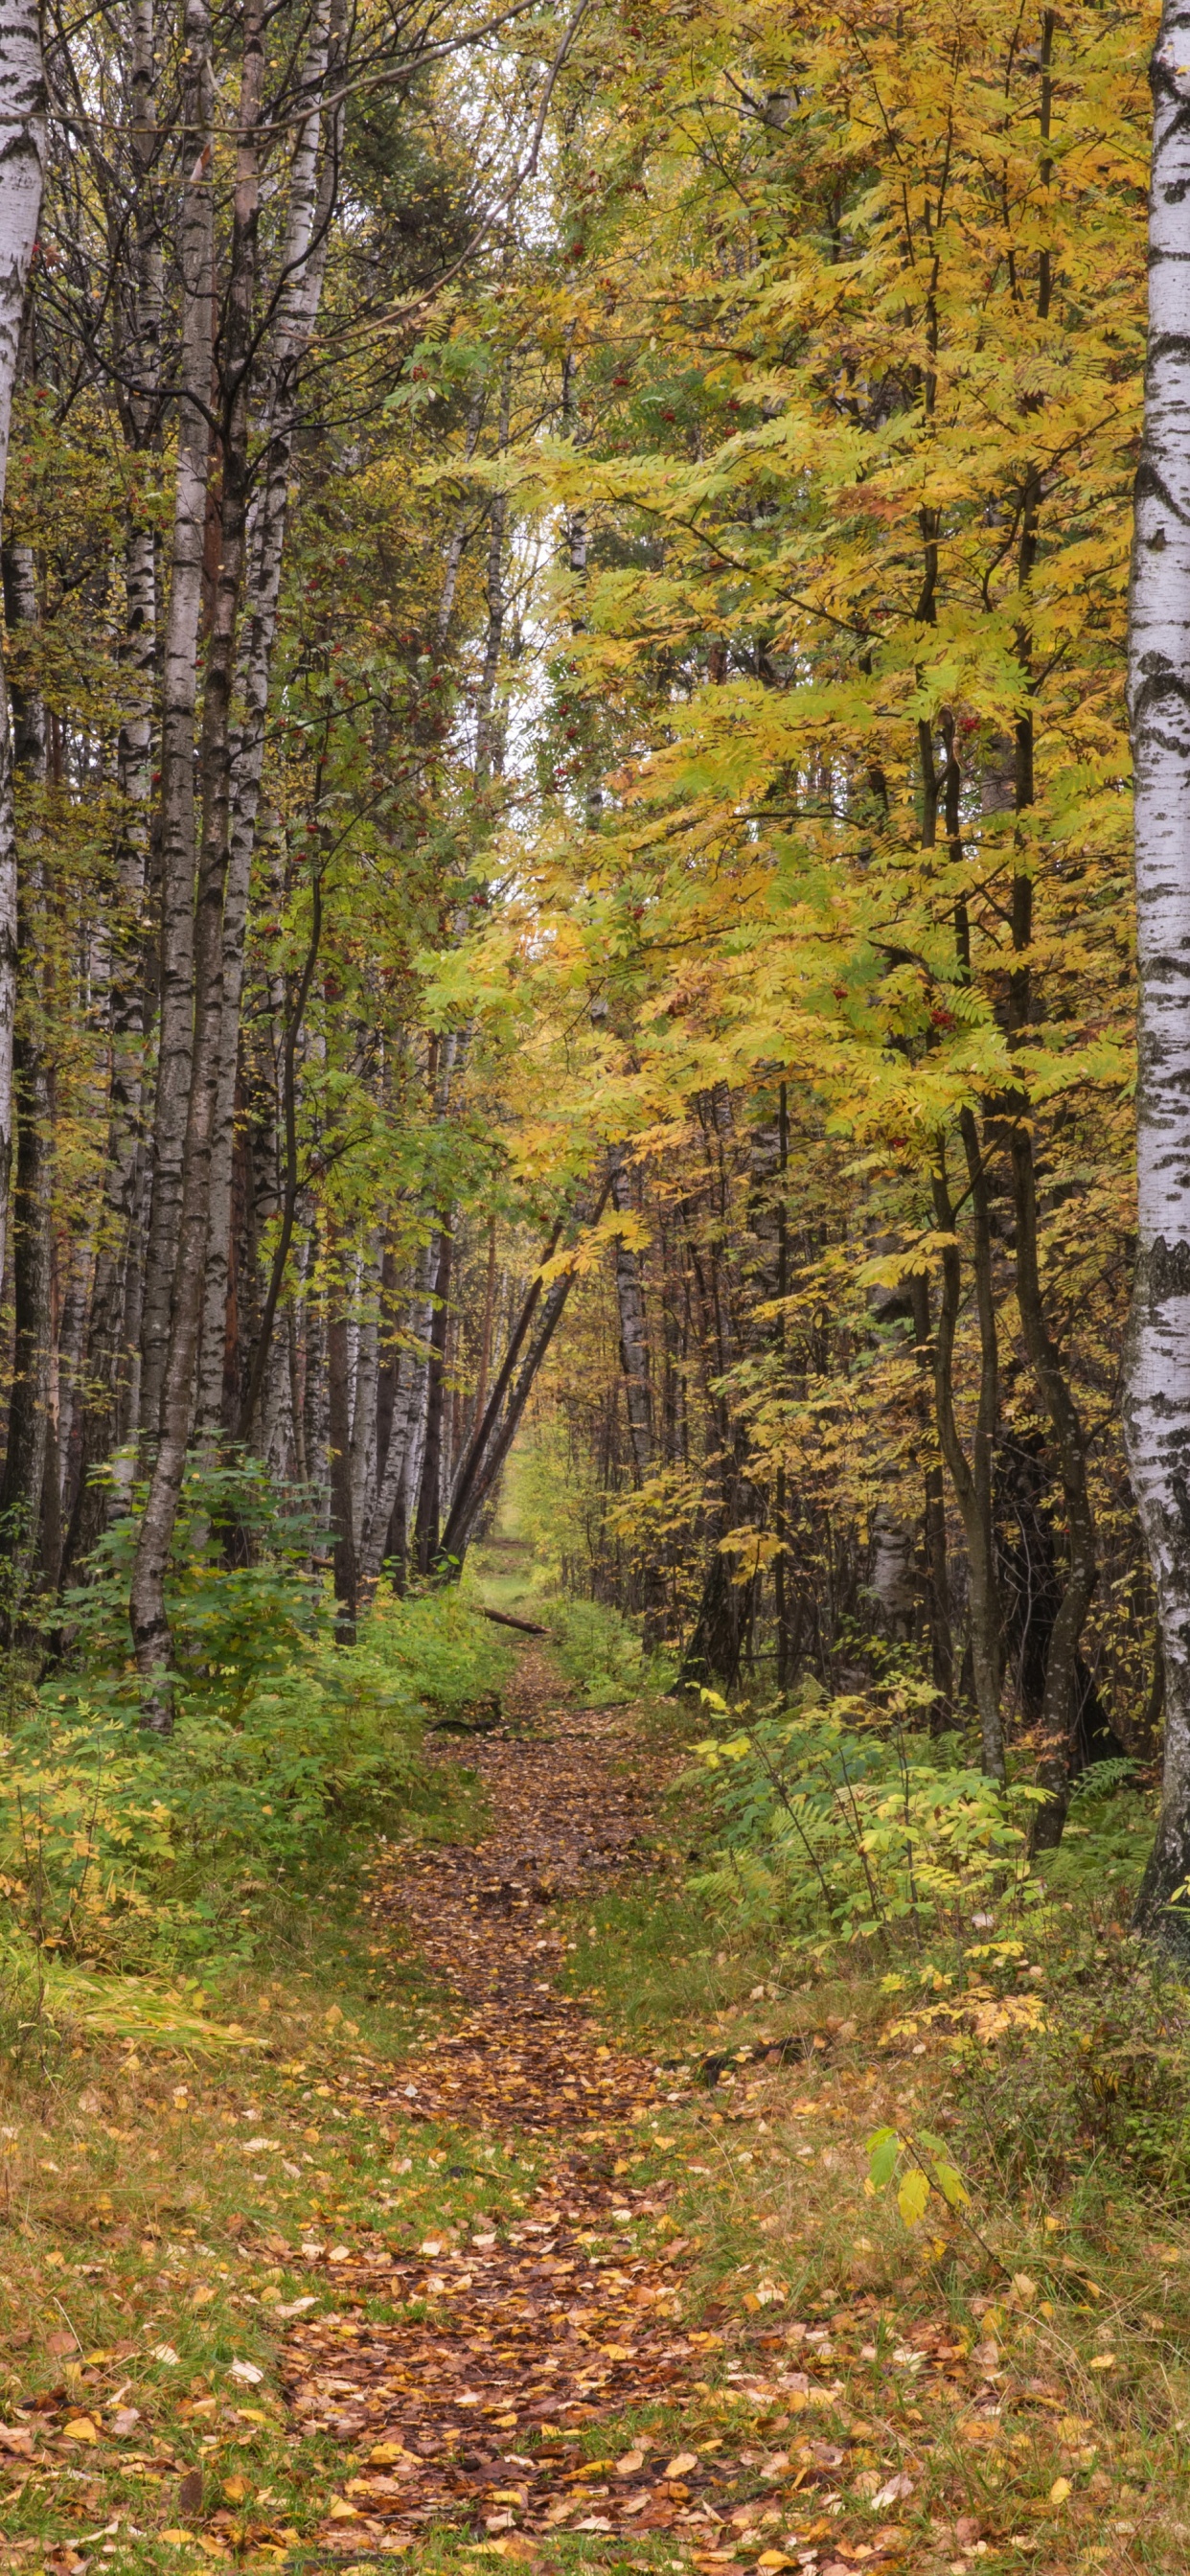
left=1, top=1504, right=510, bottom=1980
left=60, top=1455, right=322, bottom=1712
left=866, top=2123, right=972, bottom=2230
left=692, top=1686, right=1046, bottom=1953
left=548, top=1595, right=670, bottom=1708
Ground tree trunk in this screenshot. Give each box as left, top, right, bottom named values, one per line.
left=63, top=508, right=158, bottom=1569
left=137, top=0, right=215, bottom=1438
left=129, top=7, right=264, bottom=1721
left=413, top=1222, right=452, bottom=1575
left=608, top=1147, right=652, bottom=1483
left=356, top=1236, right=435, bottom=1599
left=1123, top=0, right=1190, bottom=1948
left=198, top=4, right=337, bottom=1430
left=439, top=1175, right=615, bottom=1568
left=908, top=1269, right=954, bottom=1718
left=931, top=1128, right=1005, bottom=1782
left=1011, top=1121, right=1098, bottom=1846
left=349, top=1234, right=381, bottom=1546
left=0, top=0, right=44, bottom=1311
left=0, top=540, right=50, bottom=1616
left=327, top=1253, right=358, bottom=1644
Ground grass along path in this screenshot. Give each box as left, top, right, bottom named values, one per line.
left=0, top=1643, right=1188, bottom=2576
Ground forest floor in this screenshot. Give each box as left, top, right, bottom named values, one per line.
left=0, top=1644, right=1186, bottom=2576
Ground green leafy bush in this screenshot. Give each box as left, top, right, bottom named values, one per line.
left=692, top=1684, right=1046, bottom=1953
left=546, top=1596, right=670, bottom=1706
left=58, top=1455, right=322, bottom=1714
left=2, top=1566, right=511, bottom=1977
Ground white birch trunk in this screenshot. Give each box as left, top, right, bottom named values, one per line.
left=1124, top=0, right=1190, bottom=1942
left=356, top=1240, right=436, bottom=1597
left=0, top=0, right=44, bottom=1302
left=197, top=0, right=337, bottom=1431
left=138, top=0, right=213, bottom=1435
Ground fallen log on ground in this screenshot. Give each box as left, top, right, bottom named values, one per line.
left=475, top=1604, right=550, bottom=1637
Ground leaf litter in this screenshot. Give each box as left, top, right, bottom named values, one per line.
left=280, top=1654, right=911, bottom=2569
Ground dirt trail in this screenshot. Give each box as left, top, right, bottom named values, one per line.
left=279, top=1649, right=743, bottom=2558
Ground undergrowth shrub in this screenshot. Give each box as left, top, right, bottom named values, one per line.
left=546, top=1596, right=672, bottom=1706
left=692, top=1683, right=1046, bottom=1952
left=0, top=1458, right=512, bottom=1981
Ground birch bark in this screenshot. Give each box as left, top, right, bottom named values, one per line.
left=197, top=0, right=338, bottom=1430
left=356, top=1237, right=435, bottom=1598
left=137, top=0, right=214, bottom=1436
left=1123, top=0, right=1190, bottom=1942
left=64, top=0, right=161, bottom=1565
left=130, top=6, right=266, bottom=1718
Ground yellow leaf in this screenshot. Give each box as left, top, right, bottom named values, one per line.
left=62, top=2417, right=99, bottom=2444
left=1088, top=2353, right=1116, bottom=2370
left=1048, top=2477, right=1071, bottom=2505
left=329, top=2500, right=359, bottom=2519
left=897, top=2169, right=930, bottom=2227
left=665, top=2453, right=699, bottom=2478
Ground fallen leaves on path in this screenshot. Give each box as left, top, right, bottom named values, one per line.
left=280, top=1656, right=909, bottom=2566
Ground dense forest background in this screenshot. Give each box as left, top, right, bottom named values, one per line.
left=0, top=0, right=1158, bottom=1850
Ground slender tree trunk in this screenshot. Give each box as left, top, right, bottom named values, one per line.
left=198, top=5, right=337, bottom=1428
left=1123, top=0, right=1190, bottom=1946
left=909, top=1269, right=954, bottom=1717
left=413, top=1222, right=452, bottom=1574
left=129, top=8, right=265, bottom=1721
left=137, top=0, right=214, bottom=1438
left=0, top=539, right=50, bottom=1613
left=237, top=863, right=322, bottom=1437
left=349, top=1234, right=380, bottom=1546
left=0, top=0, right=44, bottom=1309
left=440, top=1174, right=616, bottom=1567
left=356, top=1235, right=435, bottom=1599
left=1011, top=1121, right=1097, bottom=1845
left=608, top=1147, right=652, bottom=1483
left=64, top=498, right=159, bottom=1567
left=326, top=1240, right=357, bottom=1643
left=931, top=1131, right=1005, bottom=1782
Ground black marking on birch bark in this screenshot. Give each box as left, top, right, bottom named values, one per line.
left=1146, top=1236, right=1190, bottom=1311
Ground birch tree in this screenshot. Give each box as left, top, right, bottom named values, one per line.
left=1124, top=0, right=1190, bottom=1946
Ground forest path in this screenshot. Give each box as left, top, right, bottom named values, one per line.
left=0, top=1647, right=1143, bottom=2576
left=277, top=1645, right=750, bottom=2559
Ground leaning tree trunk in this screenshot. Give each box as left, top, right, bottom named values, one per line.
left=1123, top=0, right=1190, bottom=1948
left=0, top=0, right=44, bottom=1306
